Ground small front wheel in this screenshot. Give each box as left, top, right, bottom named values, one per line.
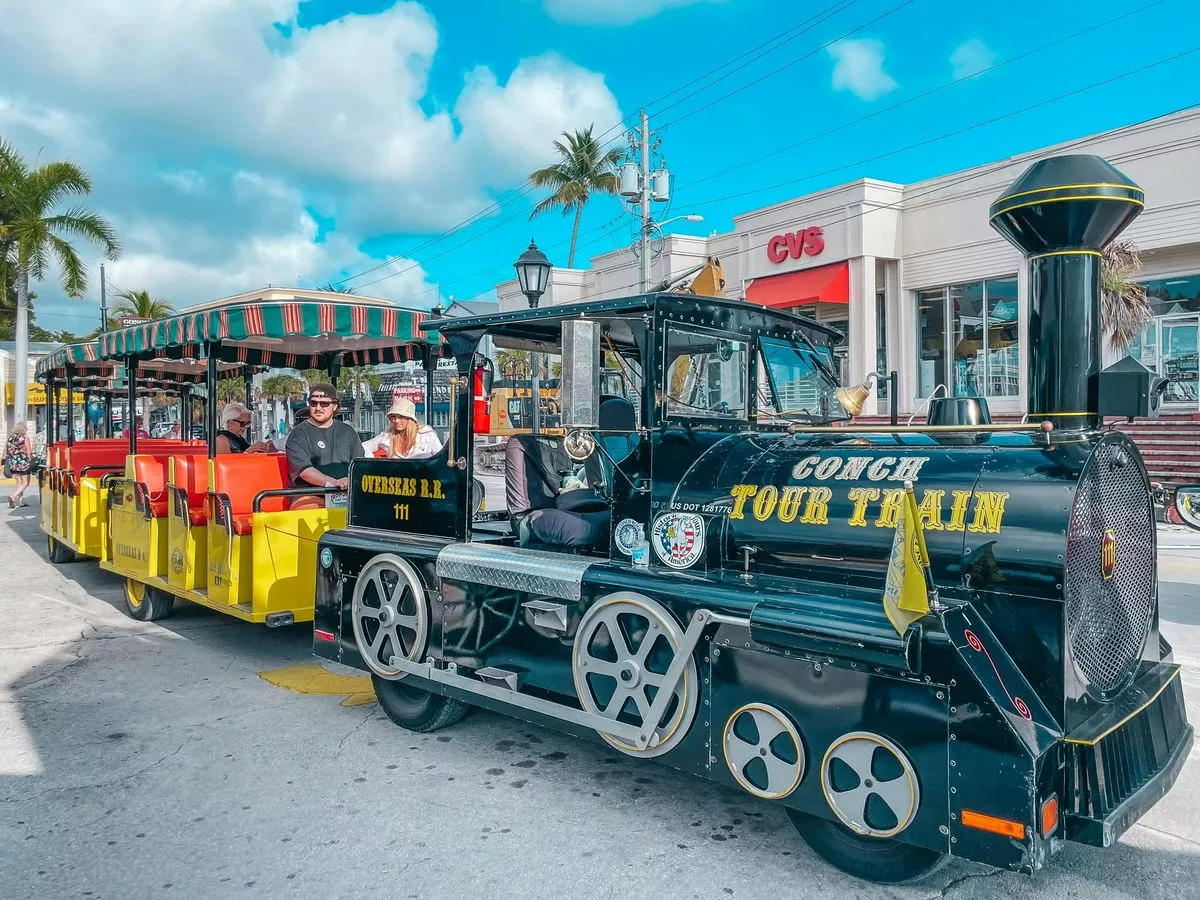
left=124, top=579, right=176, bottom=622
left=47, top=535, right=76, bottom=564
left=787, top=810, right=948, bottom=885
left=372, top=675, right=470, bottom=733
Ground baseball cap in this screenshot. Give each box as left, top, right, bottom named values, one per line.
left=308, top=382, right=338, bottom=403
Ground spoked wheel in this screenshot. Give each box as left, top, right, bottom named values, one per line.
left=789, top=731, right=946, bottom=884
left=124, top=578, right=176, bottom=622
left=46, top=535, right=76, bottom=564
left=352, top=554, right=468, bottom=733
left=572, top=593, right=698, bottom=757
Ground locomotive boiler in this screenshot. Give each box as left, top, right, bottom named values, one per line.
left=313, top=154, right=1191, bottom=884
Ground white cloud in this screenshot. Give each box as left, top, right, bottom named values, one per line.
left=0, top=1, right=622, bottom=330
left=541, top=0, right=722, bottom=25
left=0, top=1, right=620, bottom=230
left=828, top=38, right=897, bottom=102
left=949, top=39, right=996, bottom=79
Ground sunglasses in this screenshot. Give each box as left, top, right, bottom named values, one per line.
left=308, top=399, right=335, bottom=408
left=234, top=419, right=252, bottom=426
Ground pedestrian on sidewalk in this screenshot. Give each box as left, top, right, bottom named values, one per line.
left=5, top=423, right=33, bottom=508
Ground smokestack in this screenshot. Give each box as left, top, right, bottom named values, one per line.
left=989, top=155, right=1143, bottom=430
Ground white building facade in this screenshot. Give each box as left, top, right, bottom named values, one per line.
left=497, top=108, right=1200, bottom=418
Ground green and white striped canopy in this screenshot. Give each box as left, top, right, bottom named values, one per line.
left=97, top=297, right=447, bottom=367
left=35, top=341, right=107, bottom=379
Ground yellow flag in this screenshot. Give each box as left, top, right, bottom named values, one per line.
left=882, top=482, right=932, bottom=636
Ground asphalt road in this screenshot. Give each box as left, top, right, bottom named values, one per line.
left=2, top=503, right=1199, bottom=900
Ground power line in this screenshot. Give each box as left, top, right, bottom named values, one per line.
left=679, top=44, right=1200, bottom=212
left=385, top=25, right=1193, bottom=308
left=588, top=86, right=1200, bottom=301
left=681, top=0, right=1171, bottom=191
left=655, top=0, right=916, bottom=130
left=329, top=1, right=869, bottom=291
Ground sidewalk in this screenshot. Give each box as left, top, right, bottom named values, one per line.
left=1160, top=522, right=1200, bottom=549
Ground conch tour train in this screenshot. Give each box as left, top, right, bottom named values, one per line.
left=37, top=155, right=1196, bottom=884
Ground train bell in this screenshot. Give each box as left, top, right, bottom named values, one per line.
left=834, top=373, right=879, bottom=417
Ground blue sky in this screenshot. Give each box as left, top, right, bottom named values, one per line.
left=1, top=0, right=1196, bottom=333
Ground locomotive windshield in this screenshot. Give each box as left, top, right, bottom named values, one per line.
left=664, top=327, right=749, bottom=419
left=758, top=334, right=848, bottom=423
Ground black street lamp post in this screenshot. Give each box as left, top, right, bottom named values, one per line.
left=513, top=240, right=552, bottom=432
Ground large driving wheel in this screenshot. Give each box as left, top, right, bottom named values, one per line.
left=789, top=731, right=946, bottom=884
left=46, top=534, right=76, bottom=564
left=572, top=593, right=698, bottom=757
left=124, top=578, right=176, bottom=621
left=351, top=554, right=468, bottom=733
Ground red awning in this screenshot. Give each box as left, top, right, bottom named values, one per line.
left=746, top=261, right=849, bottom=309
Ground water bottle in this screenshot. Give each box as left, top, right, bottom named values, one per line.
left=631, top=524, right=650, bottom=568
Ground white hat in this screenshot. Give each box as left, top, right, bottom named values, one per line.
left=387, top=397, right=417, bottom=420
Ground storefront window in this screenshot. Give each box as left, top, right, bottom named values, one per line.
left=1130, top=274, right=1200, bottom=405
left=917, top=277, right=1019, bottom=399
left=875, top=290, right=888, bottom=398
left=916, top=288, right=947, bottom=398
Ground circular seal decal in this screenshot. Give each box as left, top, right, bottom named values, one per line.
left=613, top=518, right=642, bottom=556
left=651, top=512, right=705, bottom=569
left=316, top=440, right=327, bottom=449
left=320, top=547, right=334, bottom=569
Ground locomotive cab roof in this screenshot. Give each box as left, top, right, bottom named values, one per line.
left=426, top=291, right=846, bottom=354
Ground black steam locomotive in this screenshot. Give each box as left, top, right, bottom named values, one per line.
left=313, top=155, right=1191, bottom=883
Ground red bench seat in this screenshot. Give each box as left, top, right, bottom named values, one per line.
left=211, top=454, right=291, bottom=535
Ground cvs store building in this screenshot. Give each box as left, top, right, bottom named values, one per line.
left=498, top=107, right=1200, bottom=419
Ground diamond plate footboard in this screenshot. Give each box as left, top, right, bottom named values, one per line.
left=435, top=543, right=596, bottom=601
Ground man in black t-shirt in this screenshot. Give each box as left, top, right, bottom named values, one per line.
left=285, top=382, right=364, bottom=510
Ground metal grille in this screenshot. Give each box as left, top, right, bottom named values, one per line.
left=1065, top=437, right=1156, bottom=699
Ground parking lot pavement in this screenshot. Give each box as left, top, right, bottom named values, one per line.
left=2, top=504, right=1200, bottom=900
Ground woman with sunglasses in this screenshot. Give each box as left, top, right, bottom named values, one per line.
left=215, top=402, right=272, bottom=454
left=362, top=397, right=442, bottom=461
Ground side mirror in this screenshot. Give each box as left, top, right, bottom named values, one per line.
left=1174, top=485, right=1200, bottom=531
left=561, top=319, right=601, bottom=429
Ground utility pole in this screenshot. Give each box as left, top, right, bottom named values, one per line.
left=621, top=112, right=701, bottom=294
left=639, top=110, right=651, bottom=292
left=99, top=263, right=108, bottom=332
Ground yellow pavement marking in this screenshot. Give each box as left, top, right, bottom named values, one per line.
left=258, top=663, right=376, bottom=707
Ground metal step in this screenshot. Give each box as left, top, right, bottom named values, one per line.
left=475, top=666, right=526, bottom=690
left=522, top=599, right=569, bottom=633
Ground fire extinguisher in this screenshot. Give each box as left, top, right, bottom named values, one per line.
left=473, top=356, right=494, bottom=435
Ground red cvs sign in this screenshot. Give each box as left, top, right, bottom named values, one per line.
left=766, top=227, right=825, bottom=264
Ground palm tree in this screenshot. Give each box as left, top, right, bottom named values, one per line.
left=529, top=126, right=623, bottom=267
left=337, top=366, right=382, bottom=431
left=261, top=374, right=305, bottom=401
left=112, top=288, right=174, bottom=323
left=0, top=139, right=120, bottom=425
left=1101, top=240, right=1153, bottom=352
left=216, top=377, right=246, bottom=409
left=497, top=349, right=531, bottom=380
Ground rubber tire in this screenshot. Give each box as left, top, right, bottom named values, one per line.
left=787, top=809, right=949, bottom=885
left=124, top=579, right=177, bottom=622
left=372, top=674, right=470, bottom=733
left=47, top=535, right=77, bottom=564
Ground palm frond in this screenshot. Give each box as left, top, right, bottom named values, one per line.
left=1101, top=240, right=1153, bottom=351
left=47, top=233, right=87, bottom=297
left=45, top=206, right=121, bottom=259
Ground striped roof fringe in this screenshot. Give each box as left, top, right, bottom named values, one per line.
left=96, top=301, right=446, bottom=367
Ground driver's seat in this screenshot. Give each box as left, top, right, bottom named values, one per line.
left=505, top=434, right=608, bottom=551
left=583, top=395, right=638, bottom=493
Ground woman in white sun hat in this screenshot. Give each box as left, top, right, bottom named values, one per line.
left=363, top=397, right=443, bottom=460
